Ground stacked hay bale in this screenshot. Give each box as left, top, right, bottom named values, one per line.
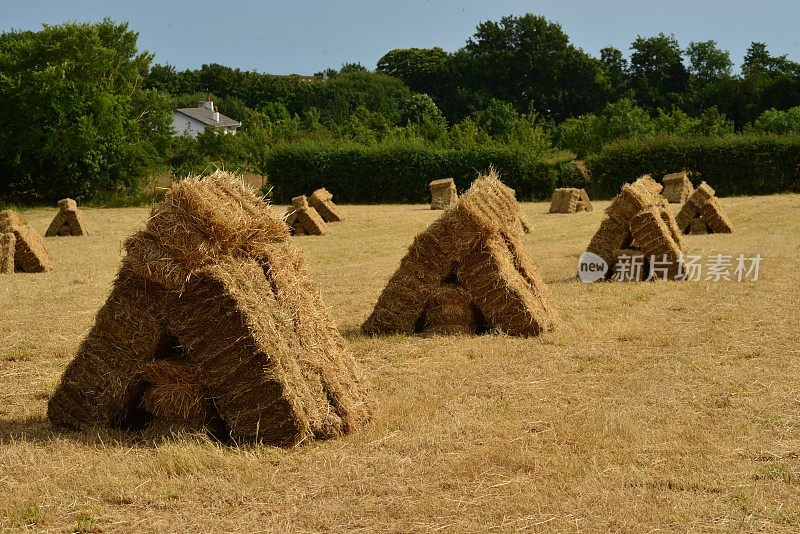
left=429, top=178, right=458, bottom=210
left=362, top=169, right=559, bottom=337
left=0, top=210, right=52, bottom=273
left=308, top=188, right=344, bottom=222
left=48, top=171, right=372, bottom=446
left=586, top=175, right=684, bottom=280
left=675, top=181, right=734, bottom=234
left=420, top=284, right=481, bottom=335
left=661, top=171, right=695, bottom=204
left=45, top=198, right=91, bottom=236
left=548, top=188, right=593, bottom=213
left=284, top=195, right=328, bottom=236
left=0, top=232, right=15, bottom=274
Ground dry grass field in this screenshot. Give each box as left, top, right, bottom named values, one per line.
left=1, top=194, right=799, bottom=532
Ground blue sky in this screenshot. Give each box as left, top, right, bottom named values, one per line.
left=4, top=0, right=800, bottom=75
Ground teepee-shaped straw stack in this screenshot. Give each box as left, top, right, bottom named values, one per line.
left=363, top=169, right=559, bottom=337
left=48, top=172, right=372, bottom=446
left=586, top=176, right=684, bottom=281
left=45, top=198, right=91, bottom=236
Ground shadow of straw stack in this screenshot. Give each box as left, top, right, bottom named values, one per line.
left=47, top=171, right=372, bottom=447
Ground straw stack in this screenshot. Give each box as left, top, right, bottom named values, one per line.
left=0, top=210, right=52, bottom=273
left=308, top=188, right=344, bottom=222
left=285, top=195, right=328, bottom=236
left=548, top=188, right=593, bottom=213
left=45, top=198, right=91, bottom=236
left=585, top=175, right=684, bottom=281
left=48, top=171, right=372, bottom=446
left=363, top=168, right=559, bottom=337
left=675, top=181, right=734, bottom=234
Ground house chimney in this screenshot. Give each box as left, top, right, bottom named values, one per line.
left=213, top=105, right=220, bottom=122
left=200, top=96, right=214, bottom=111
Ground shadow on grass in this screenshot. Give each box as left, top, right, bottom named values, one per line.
left=0, top=415, right=222, bottom=449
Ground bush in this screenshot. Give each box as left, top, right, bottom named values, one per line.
left=263, top=143, right=575, bottom=203
left=586, top=134, right=800, bottom=198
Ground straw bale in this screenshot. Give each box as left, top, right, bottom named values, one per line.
left=688, top=181, right=716, bottom=208
left=586, top=216, right=632, bottom=272
left=0, top=232, right=15, bottom=274
left=549, top=188, right=580, bottom=213
left=675, top=201, right=700, bottom=233
left=430, top=178, right=458, bottom=210
left=363, top=168, right=558, bottom=336
left=58, top=198, right=78, bottom=211
left=45, top=212, right=67, bottom=237
left=605, top=184, right=652, bottom=224
left=577, top=189, right=593, bottom=211
left=700, top=197, right=734, bottom=233
left=295, top=207, right=328, bottom=235
left=632, top=175, right=663, bottom=196
left=629, top=208, right=683, bottom=279
left=0, top=209, right=52, bottom=272
left=654, top=199, right=684, bottom=248
left=661, top=171, right=694, bottom=203
left=689, top=218, right=708, bottom=235
left=309, top=187, right=333, bottom=203
left=49, top=171, right=371, bottom=446
left=457, top=229, right=559, bottom=336
left=421, top=284, right=479, bottom=335
left=308, top=188, right=344, bottom=222
left=292, top=195, right=308, bottom=209
left=138, top=361, right=210, bottom=424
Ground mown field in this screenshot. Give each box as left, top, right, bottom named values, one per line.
left=1, top=194, right=799, bottom=532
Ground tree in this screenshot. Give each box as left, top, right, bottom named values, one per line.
left=599, top=46, right=630, bottom=100
left=628, top=33, right=689, bottom=112
left=684, top=40, right=733, bottom=114
left=746, top=106, right=800, bottom=134
left=457, top=14, right=607, bottom=121
left=376, top=47, right=450, bottom=95
left=0, top=19, right=171, bottom=202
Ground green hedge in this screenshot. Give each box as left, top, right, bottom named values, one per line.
left=263, top=144, right=581, bottom=203
left=586, top=134, right=800, bottom=198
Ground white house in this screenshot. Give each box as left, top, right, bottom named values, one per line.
left=172, top=99, right=241, bottom=138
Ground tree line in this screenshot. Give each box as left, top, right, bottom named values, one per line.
left=2, top=15, right=800, bottom=203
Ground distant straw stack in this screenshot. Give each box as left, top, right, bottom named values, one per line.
left=585, top=175, right=684, bottom=281
left=285, top=195, right=328, bottom=236
left=0, top=210, right=52, bottom=273
left=48, top=171, right=372, bottom=446
left=45, top=198, right=91, bottom=237
left=308, top=188, right=344, bottom=222
left=429, top=178, right=458, bottom=210
left=363, top=168, right=559, bottom=337
left=675, top=181, right=733, bottom=234
left=548, top=188, right=593, bottom=213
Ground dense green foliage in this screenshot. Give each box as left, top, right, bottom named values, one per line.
left=0, top=19, right=171, bottom=202
left=3, top=14, right=800, bottom=204
left=264, top=144, right=578, bottom=203
left=586, top=134, right=800, bottom=198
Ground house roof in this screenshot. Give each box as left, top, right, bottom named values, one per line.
left=174, top=107, right=241, bottom=128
